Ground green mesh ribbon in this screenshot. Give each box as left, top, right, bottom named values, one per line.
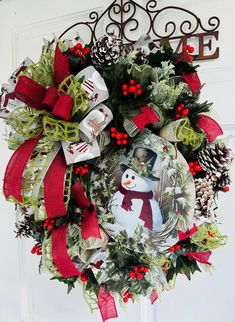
left=58, top=75, right=89, bottom=116
left=190, top=223, right=227, bottom=250
left=21, top=45, right=54, bottom=87
left=43, top=115, right=79, bottom=142
left=42, top=234, right=61, bottom=277
left=177, top=119, right=204, bottom=149
left=7, top=106, right=47, bottom=138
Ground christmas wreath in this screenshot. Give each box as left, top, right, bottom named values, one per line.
left=0, top=34, right=233, bottom=321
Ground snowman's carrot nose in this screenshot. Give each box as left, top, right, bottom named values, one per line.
left=123, top=180, right=132, bottom=186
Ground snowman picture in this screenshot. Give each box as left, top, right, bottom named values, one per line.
left=109, top=147, right=163, bottom=236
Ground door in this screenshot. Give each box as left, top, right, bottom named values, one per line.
left=0, top=0, right=234, bottom=322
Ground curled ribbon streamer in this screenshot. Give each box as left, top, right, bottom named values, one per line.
left=178, top=224, right=198, bottom=241
left=3, top=135, right=42, bottom=202
left=52, top=224, right=81, bottom=278
left=133, top=105, right=160, bottom=132
left=185, top=251, right=212, bottom=265
left=181, top=71, right=201, bottom=94
left=71, top=180, right=101, bottom=240
left=196, top=114, right=223, bottom=143
left=98, top=286, right=118, bottom=322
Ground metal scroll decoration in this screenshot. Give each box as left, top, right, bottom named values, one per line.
left=58, top=0, right=220, bottom=61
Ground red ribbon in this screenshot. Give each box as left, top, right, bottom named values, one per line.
left=150, top=289, right=158, bottom=304
left=14, top=44, right=73, bottom=121
left=44, top=151, right=67, bottom=218
left=196, top=114, right=223, bottom=143
left=52, top=224, right=81, bottom=278
left=71, top=180, right=101, bottom=240
left=3, top=135, right=41, bottom=202
left=185, top=251, right=212, bottom=265
left=178, top=224, right=198, bottom=241
left=133, top=105, right=160, bottom=132
left=181, top=71, right=201, bottom=94
left=98, top=286, right=118, bottom=322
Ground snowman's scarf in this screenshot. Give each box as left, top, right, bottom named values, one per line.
left=119, top=186, right=153, bottom=230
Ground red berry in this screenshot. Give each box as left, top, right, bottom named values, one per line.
left=122, top=84, right=128, bottom=90
left=111, top=133, right=116, bottom=138
left=136, top=84, right=141, bottom=89
left=175, top=244, right=181, bottom=251
left=192, top=171, right=196, bottom=176
left=183, top=45, right=188, bottom=51
left=137, top=273, right=143, bottom=280
left=47, top=224, right=53, bottom=230
left=70, top=47, right=75, bottom=53
left=129, top=272, right=136, bottom=279
left=223, top=186, right=230, bottom=192
left=169, top=246, right=175, bottom=252
left=188, top=162, right=194, bottom=168
left=130, top=79, right=135, bottom=85
left=43, top=222, right=48, bottom=227
left=175, top=114, right=181, bottom=119
left=122, top=140, right=127, bottom=145
left=128, top=293, right=133, bottom=299
left=139, top=267, right=145, bottom=272
left=123, top=91, right=128, bottom=96
left=177, top=106, right=183, bottom=112
left=76, top=43, right=82, bottom=50
left=143, top=267, right=149, bottom=273
left=188, top=56, right=193, bottom=62
left=133, top=266, right=138, bottom=272
left=110, top=127, right=116, bottom=133
left=181, top=108, right=189, bottom=116
left=188, top=46, right=194, bottom=54
left=82, top=48, right=88, bottom=55
left=194, top=165, right=202, bottom=172
left=31, top=249, right=36, bottom=254
left=36, top=250, right=42, bottom=256
left=136, top=89, right=142, bottom=95
left=123, top=133, right=128, bottom=139
left=117, top=140, right=122, bottom=145
left=129, top=85, right=136, bottom=93
left=116, top=133, right=122, bottom=140
left=180, top=104, right=185, bottom=108
left=74, top=49, right=80, bottom=56
left=123, top=297, right=128, bottom=303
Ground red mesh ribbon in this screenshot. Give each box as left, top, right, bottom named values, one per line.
left=98, top=286, right=118, bottom=322
left=133, top=105, right=160, bottom=132
left=196, top=114, right=223, bottom=143
left=3, top=135, right=41, bottom=202
left=150, top=289, right=158, bottom=304
left=52, top=224, right=81, bottom=278
left=178, top=224, right=198, bottom=241
left=185, top=251, right=212, bottom=265
left=14, top=44, right=73, bottom=121
left=181, top=71, right=201, bottom=94
left=71, top=180, right=101, bottom=240
left=44, top=151, right=67, bottom=218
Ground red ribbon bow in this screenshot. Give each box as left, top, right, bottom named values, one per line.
left=14, top=45, right=73, bottom=121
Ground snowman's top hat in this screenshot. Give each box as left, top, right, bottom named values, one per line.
left=121, top=147, right=160, bottom=181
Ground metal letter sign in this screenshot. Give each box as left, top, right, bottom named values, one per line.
left=59, top=0, right=220, bottom=61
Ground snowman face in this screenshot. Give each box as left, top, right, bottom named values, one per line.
left=121, top=168, right=153, bottom=192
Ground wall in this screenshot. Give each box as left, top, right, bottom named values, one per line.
left=0, top=0, right=234, bottom=321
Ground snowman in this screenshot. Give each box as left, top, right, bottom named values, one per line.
left=109, top=147, right=163, bottom=236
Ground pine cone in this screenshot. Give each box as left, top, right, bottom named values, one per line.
left=194, top=178, right=214, bottom=220
left=207, top=169, right=231, bottom=191
left=134, top=47, right=149, bottom=65
left=91, top=34, right=122, bottom=69
left=198, top=143, right=231, bottom=174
